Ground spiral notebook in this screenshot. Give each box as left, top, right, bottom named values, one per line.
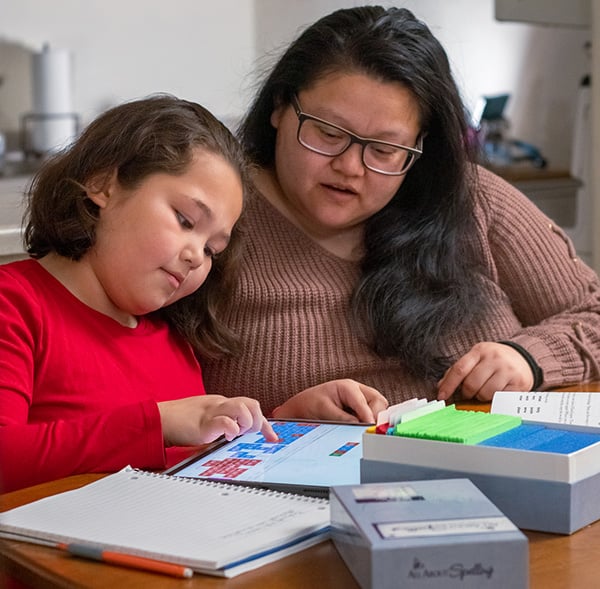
left=0, top=466, right=330, bottom=578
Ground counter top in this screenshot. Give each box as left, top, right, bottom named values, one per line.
left=0, top=176, right=29, bottom=257
left=485, top=165, right=576, bottom=183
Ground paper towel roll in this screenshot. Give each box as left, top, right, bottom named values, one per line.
left=30, top=44, right=77, bottom=154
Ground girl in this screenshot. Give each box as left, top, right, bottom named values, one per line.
left=0, top=94, right=276, bottom=493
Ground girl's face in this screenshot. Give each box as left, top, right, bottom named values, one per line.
left=270, top=72, right=421, bottom=241
left=86, top=148, right=243, bottom=318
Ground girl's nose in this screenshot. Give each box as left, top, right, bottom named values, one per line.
left=181, top=243, right=204, bottom=269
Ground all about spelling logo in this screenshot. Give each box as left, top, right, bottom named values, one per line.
left=408, top=557, right=494, bottom=581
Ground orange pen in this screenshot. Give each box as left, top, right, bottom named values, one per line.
left=57, top=542, right=193, bottom=578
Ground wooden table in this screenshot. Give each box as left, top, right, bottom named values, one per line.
left=2, top=383, right=600, bottom=588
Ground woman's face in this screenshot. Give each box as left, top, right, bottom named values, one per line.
left=270, top=71, right=421, bottom=241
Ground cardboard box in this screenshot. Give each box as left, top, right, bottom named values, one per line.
left=360, top=423, right=600, bottom=534
left=330, top=479, right=528, bottom=589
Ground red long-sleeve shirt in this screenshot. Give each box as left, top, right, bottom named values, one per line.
left=0, top=259, right=205, bottom=493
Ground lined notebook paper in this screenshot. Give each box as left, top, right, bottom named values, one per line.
left=0, top=466, right=330, bottom=578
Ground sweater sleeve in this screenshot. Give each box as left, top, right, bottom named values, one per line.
left=476, top=167, right=600, bottom=388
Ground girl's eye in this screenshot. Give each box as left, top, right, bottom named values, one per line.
left=176, top=211, right=194, bottom=230
left=204, top=246, right=219, bottom=259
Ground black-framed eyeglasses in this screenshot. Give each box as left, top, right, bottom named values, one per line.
left=291, top=95, right=422, bottom=176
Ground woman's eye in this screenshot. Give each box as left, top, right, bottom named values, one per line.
left=316, top=123, right=344, bottom=141
left=176, top=211, right=194, bottom=229
left=371, top=144, right=397, bottom=156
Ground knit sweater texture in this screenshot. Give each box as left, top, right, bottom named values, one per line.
left=201, top=167, right=600, bottom=414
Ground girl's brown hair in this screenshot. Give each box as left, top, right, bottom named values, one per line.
left=24, top=93, right=251, bottom=358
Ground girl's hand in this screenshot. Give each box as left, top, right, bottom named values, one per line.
left=437, top=342, right=535, bottom=402
left=272, top=379, right=388, bottom=423
left=158, top=395, right=277, bottom=446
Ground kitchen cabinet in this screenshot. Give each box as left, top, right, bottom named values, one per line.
left=0, top=176, right=29, bottom=263
left=489, top=165, right=581, bottom=228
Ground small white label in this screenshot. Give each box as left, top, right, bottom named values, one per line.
left=376, top=516, right=517, bottom=539
left=352, top=485, right=423, bottom=502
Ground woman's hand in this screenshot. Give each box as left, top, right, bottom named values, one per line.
left=272, top=379, right=388, bottom=423
left=158, top=395, right=277, bottom=446
left=437, top=342, right=535, bottom=402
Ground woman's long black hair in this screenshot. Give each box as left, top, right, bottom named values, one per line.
left=239, top=6, right=486, bottom=380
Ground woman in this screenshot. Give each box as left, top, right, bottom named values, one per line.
left=201, top=6, right=600, bottom=420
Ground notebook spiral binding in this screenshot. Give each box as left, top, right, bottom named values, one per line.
left=127, top=467, right=328, bottom=504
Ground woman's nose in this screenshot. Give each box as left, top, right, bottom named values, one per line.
left=330, top=142, right=365, bottom=175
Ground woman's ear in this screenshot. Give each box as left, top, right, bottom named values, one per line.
left=270, top=102, right=285, bottom=129
left=85, top=170, right=117, bottom=208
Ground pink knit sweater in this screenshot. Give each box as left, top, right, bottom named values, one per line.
left=201, top=167, right=600, bottom=413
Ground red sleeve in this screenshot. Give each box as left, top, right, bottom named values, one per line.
left=0, top=265, right=199, bottom=493
left=0, top=400, right=166, bottom=493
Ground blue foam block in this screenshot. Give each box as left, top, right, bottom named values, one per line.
left=480, top=424, right=600, bottom=454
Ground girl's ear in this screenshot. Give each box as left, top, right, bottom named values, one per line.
left=85, top=170, right=117, bottom=208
